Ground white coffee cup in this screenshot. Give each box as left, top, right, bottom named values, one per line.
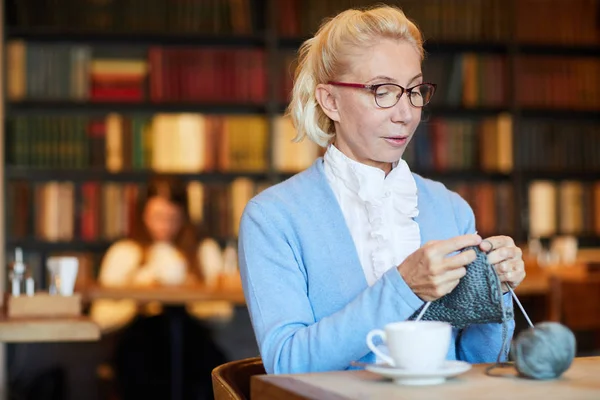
left=47, top=256, right=79, bottom=296
left=366, top=321, right=451, bottom=371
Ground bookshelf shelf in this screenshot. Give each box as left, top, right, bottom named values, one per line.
left=423, top=41, right=509, bottom=54
left=6, top=101, right=269, bottom=115
left=537, top=235, right=600, bottom=249
left=11, top=102, right=598, bottom=120
left=519, top=171, right=600, bottom=181
left=6, top=239, right=113, bottom=253
left=517, top=43, right=600, bottom=57
left=278, top=39, right=600, bottom=57
left=427, top=106, right=511, bottom=117
left=5, top=29, right=267, bottom=47
left=5, top=168, right=275, bottom=183
left=414, top=170, right=512, bottom=182
left=277, top=37, right=510, bottom=54
left=276, top=103, right=512, bottom=117
left=4, top=167, right=511, bottom=183
left=520, top=109, right=600, bottom=121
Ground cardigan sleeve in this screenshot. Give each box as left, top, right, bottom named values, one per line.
left=238, top=200, right=425, bottom=374
left=449, top=191, right=515, bottom=363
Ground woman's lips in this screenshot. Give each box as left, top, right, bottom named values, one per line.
left=383, top=136, right=408, bottom=147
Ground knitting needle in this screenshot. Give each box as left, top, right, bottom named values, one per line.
left=477, top=232, right=535, bottom=329
left=506, top=284, right=535, bottom=329
left=414, top=301, right=431, bottom=322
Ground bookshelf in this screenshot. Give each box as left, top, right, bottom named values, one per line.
left=2, top=0, right=600, bottom=285
left=0, top=0, right=6, bottom=397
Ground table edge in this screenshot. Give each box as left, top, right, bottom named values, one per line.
left=252, top=374, right=350, bottom=400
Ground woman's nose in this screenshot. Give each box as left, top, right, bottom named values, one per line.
left=391, top=93, right=414, bottom=123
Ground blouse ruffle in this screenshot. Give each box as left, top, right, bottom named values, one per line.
left=324, top=145, right=421, bottom=284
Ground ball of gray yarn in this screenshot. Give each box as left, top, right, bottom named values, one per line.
left=511, top=322, right=576, bottom=380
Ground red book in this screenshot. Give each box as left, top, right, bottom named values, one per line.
left=90, top=87, right=144, bottom=102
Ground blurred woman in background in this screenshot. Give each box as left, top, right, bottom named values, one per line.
left=91, top=176, right=228, bottom=400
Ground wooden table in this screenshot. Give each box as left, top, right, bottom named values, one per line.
left=252, top=356, right=600, bottom=399
left=84, top=284, right=246, bottom=305
left=0, top=314, right=100, bottom=342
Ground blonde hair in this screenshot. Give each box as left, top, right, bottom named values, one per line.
left=288, top=5, right=424, bottom=147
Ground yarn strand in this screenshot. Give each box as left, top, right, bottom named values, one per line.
left=484, top=259, right=512, bottom=377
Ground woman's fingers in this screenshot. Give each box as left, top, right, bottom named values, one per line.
left=495, top=258, right=526, bottom=287
left=487, top=245, right=522, bottom=265
left=479, top=235, right=515, bottom=253
left=426, top=234, right=482, bottom=260
left=441, top=248, right=478, bottom=272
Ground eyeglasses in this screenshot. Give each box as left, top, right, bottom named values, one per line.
left=328, top=81, right=437, bottom=108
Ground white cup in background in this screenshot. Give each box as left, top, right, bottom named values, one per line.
left=366, top=321, right=451, bottom=371
left=47, top=257, right=79, bottom=296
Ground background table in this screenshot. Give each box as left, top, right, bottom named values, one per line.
left=84, top=284, right=246, bottom=305
left=0, top=314, right=100, bottom=343
left=252, top=356, right=600, bottom=400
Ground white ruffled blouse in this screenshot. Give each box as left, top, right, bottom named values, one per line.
left=323, top=144, right=421, bottom=286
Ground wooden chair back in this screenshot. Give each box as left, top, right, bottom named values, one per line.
left=212, top=357, right=265, bottom=400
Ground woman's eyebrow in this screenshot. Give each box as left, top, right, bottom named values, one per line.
left=366, top=75, right=397, bottom=83
left=366, top=73, right=423, bottom=85
left=407, top=73, right=423, bottom=85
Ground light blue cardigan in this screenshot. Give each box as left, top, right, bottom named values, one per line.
left=238, top=158, right=514, bottom=374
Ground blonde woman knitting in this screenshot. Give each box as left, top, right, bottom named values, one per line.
left=238, top=5, right=526, bottom=374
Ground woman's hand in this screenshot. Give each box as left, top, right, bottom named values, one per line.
left=479, top=236, right=525, bottom=293
left=132, top=266, right=158, bottom=287
left=479, top=236, right=526, bottom=292
left=397, top=234, right=482, bottom=301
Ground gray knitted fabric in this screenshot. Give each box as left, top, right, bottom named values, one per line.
left=409, top=246, right=513, bottom=329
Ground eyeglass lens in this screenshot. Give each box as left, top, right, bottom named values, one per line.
left=374, top=84, right=435, bottom=108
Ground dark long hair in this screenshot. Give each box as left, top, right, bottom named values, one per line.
left=131, top=176, right=202, bottom=280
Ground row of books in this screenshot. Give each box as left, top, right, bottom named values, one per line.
left=528, top=181, right=600, bottom=237
left=6, top=178, right=266, bottom=243
left=9, top=41, right=599, bottom=110
left=278, top=0, right=599, bottom=45
left=9, top=113, right=600, bottom=174
left=7, top=178, right=600, bottom=255
left=423, top=54, right=507, bottom=109
left=516, top=121, right=600, bottom=171
left=448, top=182, right=516, bottom=238
left=5, top=114, right=321, bottom=173
left=17, top=178, right=599, bottom=246
left=514, top=0, right=599, bottom=45
left=7, top=0, right=263, bottom=34
left=516, top=57, right=600, bottom=110
left=403, top=114, right=512, bottom=173
left=6, top=42, right=267, bottom=103
left=8, top=0, right=599, bottom=46
left=279, top=0, right=507, bottom=41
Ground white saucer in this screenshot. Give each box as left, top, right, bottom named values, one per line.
left=365, top=360, right=472, bottom=386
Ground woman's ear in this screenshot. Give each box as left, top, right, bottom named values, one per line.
left=315, top=84, right=340, bottom=122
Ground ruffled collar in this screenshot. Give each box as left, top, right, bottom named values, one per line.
left=323, top=144, right=419, bottom=218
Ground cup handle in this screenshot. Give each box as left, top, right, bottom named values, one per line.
left=366, top=329, right=395, bottom=367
